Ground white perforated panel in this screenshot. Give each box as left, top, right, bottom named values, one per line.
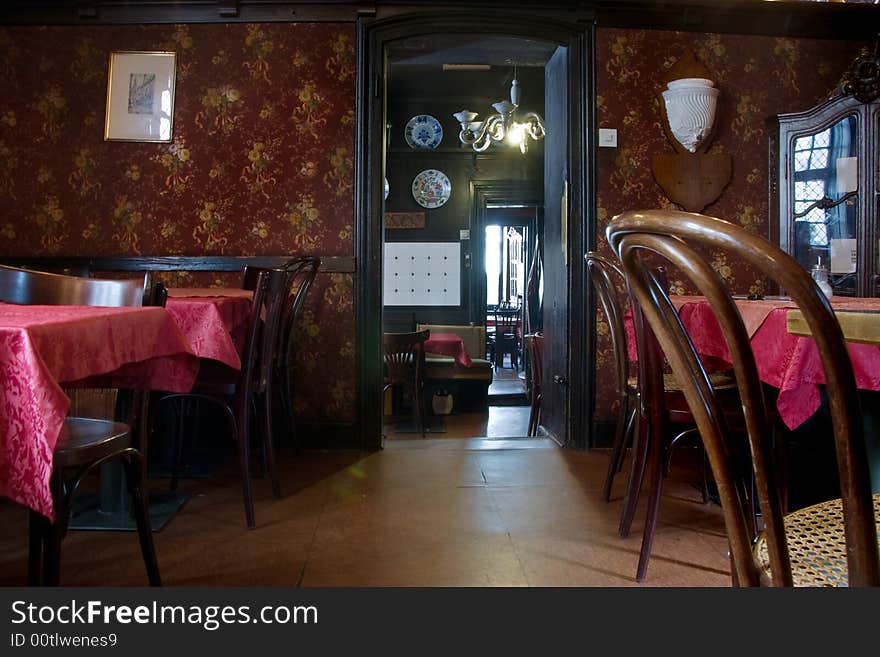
left=383, top=242, right=461, bottom=306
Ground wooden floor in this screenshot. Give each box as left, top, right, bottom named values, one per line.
left=385, top=406, right=532, bottom=440
left=0, top=408, right=731, bottom=587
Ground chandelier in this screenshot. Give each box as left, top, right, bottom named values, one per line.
left=452, top=72, right=545, bottom=154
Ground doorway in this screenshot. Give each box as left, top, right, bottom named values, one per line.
left=486, top=221, right=529, bottom=406
left=357, top=12, right=592, bottom=450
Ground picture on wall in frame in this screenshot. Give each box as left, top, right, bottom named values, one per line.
left=104, top=51, right=177, bottom=142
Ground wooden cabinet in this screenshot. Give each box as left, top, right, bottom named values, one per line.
left=769, top=44, right=880, bottom=297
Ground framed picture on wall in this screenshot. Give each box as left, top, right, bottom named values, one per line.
left=104, top=51, right=177, bottom=142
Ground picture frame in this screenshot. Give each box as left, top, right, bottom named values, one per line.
left=104, top=51, right=177, bottom=142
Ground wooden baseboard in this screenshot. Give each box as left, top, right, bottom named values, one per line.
left=590, top=420, right=618, bottom=449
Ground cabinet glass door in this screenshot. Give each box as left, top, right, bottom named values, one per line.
left=790, top=115, right=859, bottom=295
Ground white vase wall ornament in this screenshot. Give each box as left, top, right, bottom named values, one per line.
left=661, top=78, right=719, bottom=153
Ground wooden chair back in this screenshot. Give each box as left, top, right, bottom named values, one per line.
left=241, top=268, right=297, bottom=397
left=241, top=256, right=321, bottom=373
left=607, top=208, right=880, bottom=586
left=279, top=256, right=321, bottom=366
left=0, top=264, right=149, bottom=307
left=383, top=329, right=430, bottom=435
left=494, top=305, right=519, bottom=337
left=585, top=252, right=631, bottom=419
left=383, top=329, right=429, bottom=389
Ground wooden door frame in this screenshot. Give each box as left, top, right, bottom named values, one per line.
left=356, top=10, right=594, bottom=450
left=469, top=180, right=543, bottom=326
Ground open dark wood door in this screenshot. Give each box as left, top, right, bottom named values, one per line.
left=540, top=46, right=569, bottom=444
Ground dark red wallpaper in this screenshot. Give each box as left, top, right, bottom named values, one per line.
left=0, top=23, right=357, bottom=423
left=0, top=21, right=866, bottom=430
left=592, top=28, right=865, bottom=421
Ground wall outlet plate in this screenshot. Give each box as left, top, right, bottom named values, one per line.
left=598, top=128, right=617, bottom=148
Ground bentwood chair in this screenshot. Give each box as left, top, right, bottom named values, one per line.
left=608, top=209, right=880, bottom=586
left=586, top=252, right=738, bottom=581
left=162, top=267, right=297, bottom=529
left=383, top=330, right=430, bottom=437
left=0, top=263, right=154, bottom=306
left=276, top=257, right=320, bottom=445
left=0, top=265, right=162, bottom=586
left=240, top=257, right=320, bottom=446
left=523, top=332, right=544, bottom=436
left=585, top=253, right=638, bottom=503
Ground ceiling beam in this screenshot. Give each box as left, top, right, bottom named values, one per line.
left=0, top=1, right=875, bottom=40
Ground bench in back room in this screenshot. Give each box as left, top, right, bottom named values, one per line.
left=416, top=323, right=493, bottom=412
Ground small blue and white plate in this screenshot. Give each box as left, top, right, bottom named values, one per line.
left=405, top=114, right=443, bottom=149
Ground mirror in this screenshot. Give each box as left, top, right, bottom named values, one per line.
left=789, top=114, right=859, bottom=294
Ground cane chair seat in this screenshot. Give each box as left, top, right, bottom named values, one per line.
left=754, top=493, right=880, bottom=587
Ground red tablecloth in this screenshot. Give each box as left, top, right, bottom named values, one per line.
left=424, top=332, right=472, bottom=367
left=625, top=296, right=880, bottom=430
left=0, top=304, right=199, bottom=520
left=165, top=288, right=252, bottom=369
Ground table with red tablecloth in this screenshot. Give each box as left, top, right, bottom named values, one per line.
left=626, top=295, right=880, bottom=430
left=424, top=332, right=472, bottom=367
left=0, top=304, right=200, bottom=521
left=165, top=287, right=253, bottom=369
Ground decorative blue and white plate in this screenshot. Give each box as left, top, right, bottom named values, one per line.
left=411, top=169, right=451, bottom=209
left=404, top=114, right=443, bottom=149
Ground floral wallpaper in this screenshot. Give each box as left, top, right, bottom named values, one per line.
left=593, top=28, right=866, bottom=422
left=0, top=23, right=357, bottom=423
left=0, top=20, right=866, bottom=432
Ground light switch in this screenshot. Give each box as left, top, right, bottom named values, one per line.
left=598, top=128, right=618, bottom=148
left=459, top=229, right=470, bottom=240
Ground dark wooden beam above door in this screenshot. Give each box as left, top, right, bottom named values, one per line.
left=1, top=1, right=876, bottom=41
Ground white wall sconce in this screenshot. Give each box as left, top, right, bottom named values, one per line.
left=661, top=77, right=720, bottom=153
left=652, top=51, right=732, bottom=213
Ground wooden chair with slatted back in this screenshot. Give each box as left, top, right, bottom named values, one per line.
left=493, top=304, right=520, bottom=370
left=383, top=330, right=430, bottom=437
left=0, top=264, right=161, bottom=586
left=608, top=209, right=880, bottom=586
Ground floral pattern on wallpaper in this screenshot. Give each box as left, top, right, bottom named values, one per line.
left=0, top=23, right=357, bottom=423
left=592, top=28, right=865, bottom=421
